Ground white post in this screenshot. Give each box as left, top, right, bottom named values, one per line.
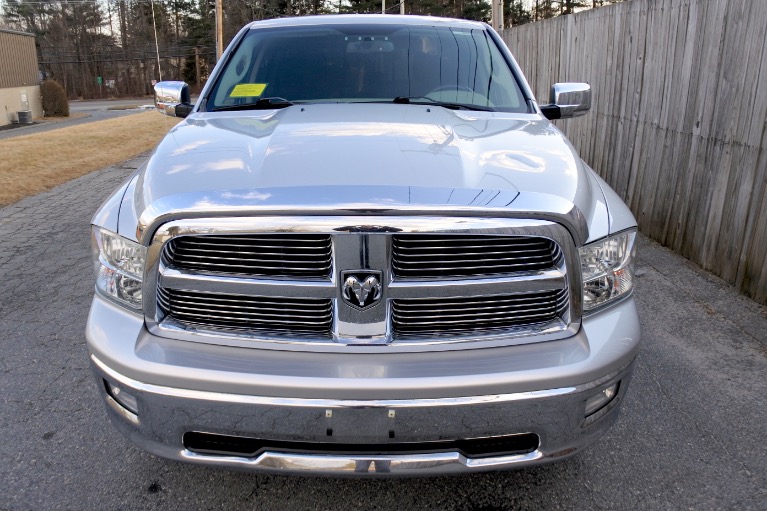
left=400, top=0, right=404, bottom=14
left=382, top=0, right=386, bottom=13
left=150, top=0, right=162, bottom=80
left=215, top=0, right=224, bottom=60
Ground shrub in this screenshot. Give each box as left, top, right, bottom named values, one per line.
left=40, top=80, right=69, bottom=117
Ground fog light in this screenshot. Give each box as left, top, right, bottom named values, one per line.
left=105, top=380, right=139, bottom=415
left=584, top=382, right=619, bottom=417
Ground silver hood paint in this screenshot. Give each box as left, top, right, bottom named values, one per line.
left=126, top=104, right=608, bottom=244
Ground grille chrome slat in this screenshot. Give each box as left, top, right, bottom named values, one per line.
left=392, top=293, right=566, bottom=310
left=393, top=237, right=551, bottom=244
left=170, top=312, right=332, bottom=327
left=158, top=288, right=333, bottom=338
left=174, top=249, right=330, bottom=258
left=165, top=304, right=333, bottom=322
left=184, top=243, right=328, bottom=250
left=394, top=250, right=553, bottom=259
left=169, top=322, right=330, bottom=337
left=171, top=258, right=332, bottom=271
left=392, top=312, right=561, bottom=326
left=163, top=289, right=332, bottom=309
left=392, top=289, right=568, bottom=339
left=159, top=269, right=337, bottom=299
left=395, top=245, right=552, bottom=252
left=393, top=255, right=555, bottom=263
left=164, top=299, right=331, bottom=312
left=392, top=262, right=554, bottom=272
left=392, top=293, right=565, bottom=308
left=169, top=310, right=332, bottom=322
left=159, top=295, right=332, bottom=310
left=395, top=242, right=550, bottom=248
left=167, top=234, right=332, bottom=279
left=185, top=235, right=331, bottom=243
left=392, top=303, right=565, bottom=319
left=392, top=235, right=561, bottom=279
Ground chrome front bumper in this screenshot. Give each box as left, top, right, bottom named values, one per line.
left=92, top=354, right=634, bottom=475
left=87, top=294, right=640, bottom=476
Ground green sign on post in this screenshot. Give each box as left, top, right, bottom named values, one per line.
left=96, top=76, right=103, bottom=85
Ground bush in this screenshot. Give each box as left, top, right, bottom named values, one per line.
left=40, top=80, right=69, bottom=117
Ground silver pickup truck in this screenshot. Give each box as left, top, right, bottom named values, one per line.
left=87, top=14, right=640, bottom=476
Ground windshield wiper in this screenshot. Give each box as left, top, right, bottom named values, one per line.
left=211, top=97, right=294, bottom=112
left=392, top=96, right=495, bottom=112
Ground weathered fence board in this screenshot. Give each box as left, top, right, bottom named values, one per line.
left=503, top=0, right=767, bottom=304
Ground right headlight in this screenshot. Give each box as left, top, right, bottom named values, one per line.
left=91, top=226, right=147, bottom=310
left=579, top=229, right=637, bottom=312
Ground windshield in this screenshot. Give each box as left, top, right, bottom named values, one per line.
left=206, top=23, right=528, bottom=112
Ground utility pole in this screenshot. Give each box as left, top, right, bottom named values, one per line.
left=194, top=47, right=201, bottom=88
left=215, top=0, right=224, bottom=61
left=491, top=0, right=504, bottom=31
left=382, top=0, right=385, bottom=13
left=400, top=0, right=404, bottom=14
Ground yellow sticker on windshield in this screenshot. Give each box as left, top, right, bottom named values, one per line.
left=230, top=83, right=268, bottom=97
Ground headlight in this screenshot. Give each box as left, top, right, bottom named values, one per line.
left=91, top=226, right=147, bottom=310
left=579, top=229, right=636, bottom=312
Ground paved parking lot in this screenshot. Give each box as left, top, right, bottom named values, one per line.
left=0, top=99, right=153, bottom=141
left=1, top=158, right=766, bottom=510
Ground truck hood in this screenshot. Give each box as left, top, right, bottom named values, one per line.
left=130, top=104, right=607, bottom=243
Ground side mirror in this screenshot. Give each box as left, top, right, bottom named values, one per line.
left=540, top=83, right=591, bottom=120
left=154, top=81, right=193, bottom=118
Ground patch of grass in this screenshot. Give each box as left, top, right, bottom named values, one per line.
left=0, top=111, right=177, bottom=206
left=34, top=112, right=89, bottom=122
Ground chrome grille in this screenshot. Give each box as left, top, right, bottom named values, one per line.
left=147, top=217, right=577, bottom=349
left=391, top=289, right=569, bottom=338
left=157, top=287, right=333, bottom=338
left=165, top=234, right=332, bottom=278
left=392, top=235, right=561, bottom=279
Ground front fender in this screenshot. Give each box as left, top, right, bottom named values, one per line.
left=91, top=170, right=139, bottom=233
left=583, top=163, right=637, bottom=236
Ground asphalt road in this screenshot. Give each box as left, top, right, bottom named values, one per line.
left=1, top=158, right=766, bottom=510
left=68, top=99, right=152, bottom=112
left=0, top=99, right=153, bottom=140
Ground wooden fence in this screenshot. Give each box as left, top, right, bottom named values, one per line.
left=502, top=0, right=767, bottom=304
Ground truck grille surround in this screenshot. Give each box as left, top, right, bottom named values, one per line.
left=147, top=217, right=578, bottom=349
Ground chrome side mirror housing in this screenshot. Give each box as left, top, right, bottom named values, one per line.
left=154, top=81, right=193, bottom=118
left=540, top=83, right=591, bottom=120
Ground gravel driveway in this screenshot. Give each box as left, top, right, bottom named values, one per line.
left=1, top=158, right=766, bottom=510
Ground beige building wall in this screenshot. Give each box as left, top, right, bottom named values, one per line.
left=0, top=86, right=43, bottom=125
left=0, top=29, right=42, bottom=126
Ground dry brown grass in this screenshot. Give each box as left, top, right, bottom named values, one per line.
left=0, top=111, right=176, bottom=206
left=33, top=112, right=89, bottom=122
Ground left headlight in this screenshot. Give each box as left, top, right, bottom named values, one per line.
left=91, top=226, right=147, bottom=310
left=579, top=229, right=637, bottom=312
